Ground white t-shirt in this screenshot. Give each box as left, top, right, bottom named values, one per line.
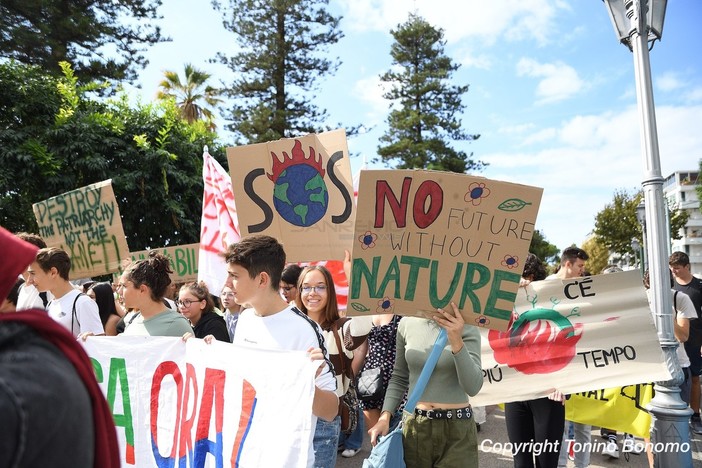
left=233, top=305, right=336, bottom=468
left=48, top=288, right=104, bottom=337
left=647, top=289, right=697, bottom=368
left=16, top=282, right=52, bottom=311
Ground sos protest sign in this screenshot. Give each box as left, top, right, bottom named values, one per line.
left=227, top=129, right=355, bottom=262
left=83, top=337, right=317, bottom=468
left=32, top=180, right=129, bottom=278
left=471, top=270, right=670, bottom=408
left=348, top=170, right=542, bottom=331
left=130, top=243, right=200, bottom=282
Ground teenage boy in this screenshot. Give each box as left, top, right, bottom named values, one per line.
left=670, top=251, right=702, bottom=434
left=221, top=235, right=338, bottom=466
left=27, top=247, right=104, bottom=337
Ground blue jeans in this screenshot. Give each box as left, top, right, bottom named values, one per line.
left=313, top=415, right=340, bottom=468
left=338, top=407, right=365, bottom=450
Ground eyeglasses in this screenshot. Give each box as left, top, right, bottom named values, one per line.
left=301, top=285, right=327, bottom=294
left=176, top=299, right=201, bottom=308
left=280, top=285, right=296, bottom=292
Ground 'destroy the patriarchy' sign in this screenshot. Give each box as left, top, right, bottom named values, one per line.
left=32, top=180, right=129, bottom=278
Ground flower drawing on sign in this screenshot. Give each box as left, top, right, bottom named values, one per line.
left=487, top=295, right=583, bottom=375
left=501, top=255, right=519, bottom=269
left=376, top=297, right=394, bottom=314
left=464, top=182, right=490, bottom=206
left=475, top=315, right=490, bottom=327
left=267, top=139, right=328, bottom=227
left=358, top=231, right=378, bottom=250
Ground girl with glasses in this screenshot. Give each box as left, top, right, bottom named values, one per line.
left=296, top=264, right=373, bottom=466
left=178, top=281, right=230, bottom=342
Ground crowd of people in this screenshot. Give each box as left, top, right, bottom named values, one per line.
left=2, top=226, right=701, bottom=468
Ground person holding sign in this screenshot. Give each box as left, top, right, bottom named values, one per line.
left=116, top=252, right=193, bottom=337
left=27, top=247, right=104, bottom=337
left=219, top=235, right=339, bottom=468
left=177, top=281, right=230, bottom=342
left=368, top=305, right=483, bottom=467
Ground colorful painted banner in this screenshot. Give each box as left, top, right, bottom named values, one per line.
left=565, top=384, right=654, bottom=438
left=83, top=337, right=316, bottom=468
left=348, top=170, right=543, bottom=331
left=471, top=270, right=670, bottom=406
left=226, top=129, right=355, bottom=263
left=130, top=243, right=200, bottom=282
left=199, top=148, right=240, bottom=294
left=32, top=179, right=129, bottom=278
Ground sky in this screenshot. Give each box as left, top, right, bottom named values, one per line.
left=127, top=0, right=702, bottom=253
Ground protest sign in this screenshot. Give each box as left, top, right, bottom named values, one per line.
left=199, top=149, right=240, bottom=294
left=348, top=170, right=542, bottom=331
left=129, top=243, right=200, bottom=282
left=565, top=384, right=654, bottom=438
left=226, top=129, right=355, bottom=262
left=32, top=180, right=129, bottom=278
left=471, top=270, right=670, bottom=406
left=83, top=336, right=316, bottom=468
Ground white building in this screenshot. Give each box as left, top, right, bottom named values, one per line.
left=664, top=170, right=701, bottom=277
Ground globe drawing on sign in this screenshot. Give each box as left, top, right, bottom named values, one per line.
left=267, top=140, right=328, bottom=227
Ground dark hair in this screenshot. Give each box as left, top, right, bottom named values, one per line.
left=560, top=247, right=588, bottom=266
left=89, top=282, right=118, bottom=326
left=179, top=281, right=215, bottom=315
left=35, top=247, right=71, bottom=280
left=123, top=251, right=172, bottom=302
left=15, top=232, right=47, bottom=249
left=281, top=264, right=303, bottom=285
left=669, top=251, right=690, bottom=267
left=522, top=253, right=547, bottom=281
left=7, top=277, right=24, bottom=307
left=222, top=235, right=286, bottom=290
left=296, top=265, right=339, bottom=330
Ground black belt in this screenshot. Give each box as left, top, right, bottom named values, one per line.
left=414, top=406, right=472, bottom=420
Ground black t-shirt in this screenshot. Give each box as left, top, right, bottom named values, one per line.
left=674, top=276, right=702, bottom=331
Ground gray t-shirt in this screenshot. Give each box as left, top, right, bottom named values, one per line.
left=122, top=309, right=193, bottom=337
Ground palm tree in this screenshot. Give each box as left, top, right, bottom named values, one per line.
left=157, top=64, right=223, bottom=130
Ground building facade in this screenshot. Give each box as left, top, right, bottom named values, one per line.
left=664, top=170, right=701, bottom=277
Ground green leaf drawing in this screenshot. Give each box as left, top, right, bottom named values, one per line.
left=350, top=302, right=371, bottom=312
left=498, top=198, right=532, bottom=212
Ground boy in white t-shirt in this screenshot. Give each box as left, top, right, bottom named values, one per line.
left=27, top=247, right=104, bottom=337
left=220, top=235, right=338, bottom=467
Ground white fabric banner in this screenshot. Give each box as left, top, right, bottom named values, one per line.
left=198, top=149, right=240, bottom=294
left=83, top=337, right=316, bottom=468
left=471, top=270, right=671, bottom=406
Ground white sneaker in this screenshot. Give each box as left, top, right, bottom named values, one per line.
left=603, top=440, right=619, bottom=459
left=623, top=434, right=643, bottom=454
left=341, top=448, right=359, bottom=458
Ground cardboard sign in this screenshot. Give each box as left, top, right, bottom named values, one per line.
left=471, top=270, right=671, bottom=406
left=32, top=180, right=129, bottom=278
left=84, top=336, right=316, bottom=468
left=348, top=170, right=542, bottom=331
left=226, top=130, right=355, bottom=262
left=129, top=243, right=200, bottom=282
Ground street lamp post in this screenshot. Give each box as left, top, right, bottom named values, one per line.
left=631, top=238, right=641, bottom=268
left=602, top=1, right=692, bottom=466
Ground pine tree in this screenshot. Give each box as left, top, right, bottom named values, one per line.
left=378, top=13, right=483, bottom=173
left=0, top=0, right=164, bottom=83
left=213, top=0, right=342, bottom=143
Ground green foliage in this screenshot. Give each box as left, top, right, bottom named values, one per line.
left=214, top=0, right=344, bottom=143
left=0, top=61, right=224, bottom=251
left=529, top=229, right=560, bottom=266
left=377, top=13, right=483, bottom=173
left=581, top=236, right=611, bottom=275
left=593, top=188, right=689, bottom=259
left=0, top=0, right=164, bottom=83
left=157, top=64, right=223, bottom=130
